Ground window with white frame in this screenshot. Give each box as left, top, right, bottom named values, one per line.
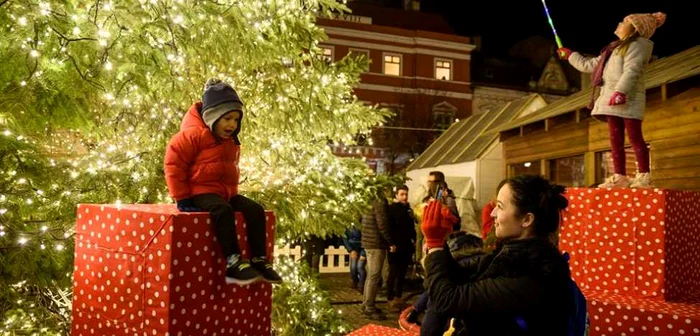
left=435, top=59, right=452, bottom=80
left=320, top=45, right=334, bottom=62
left=383, top=53, right=401, bottom=76
left=432, top=102, right=457, bottom=130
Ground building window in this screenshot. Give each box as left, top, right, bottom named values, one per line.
left=596, top=148, right=639, bottom=184
left=432, top=102, right=457, bottom=130
left=508, top=161, right=541, bottom=178
left=435, top=59, right=452, bottom=80
left=549, top=155, right=585, bottom=187
left=383, top=53, right=402, bottom=76
left=320, top=45, right=334, bottom=62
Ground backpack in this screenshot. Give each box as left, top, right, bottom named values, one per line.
left=513, top=252, right=589, bottom=336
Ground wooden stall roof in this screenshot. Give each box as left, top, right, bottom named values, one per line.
left=407, top=94, right=541, bottom=171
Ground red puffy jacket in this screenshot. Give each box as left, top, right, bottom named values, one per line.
left=164, top=102, right=240, bottom=201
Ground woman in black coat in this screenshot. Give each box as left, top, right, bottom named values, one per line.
left=420, top=175, right=573, bottom=336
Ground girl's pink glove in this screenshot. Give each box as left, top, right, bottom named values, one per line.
left=609, top=91, right=627, bottom=106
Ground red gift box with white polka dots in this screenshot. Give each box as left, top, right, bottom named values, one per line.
left=71, top=204, right=275, bottom=336
left=585, top=290, right=700, bottom=336
left=560, top=188, right=700, bottom=301
left=346, top=324, right=412, bottom=336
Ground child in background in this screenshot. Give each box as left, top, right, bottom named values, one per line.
left=342, top=224, right=367, bottom=293
left=400, top=231, right=484, bottom=334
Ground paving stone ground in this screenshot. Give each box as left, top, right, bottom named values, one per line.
left=318, top=273, right=424, bottom=333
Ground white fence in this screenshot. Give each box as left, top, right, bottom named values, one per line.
left=274, top=245, right=350, bottom=273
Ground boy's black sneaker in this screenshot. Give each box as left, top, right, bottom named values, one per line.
left=225, top=259, right=262, bottom=285
left=251, top=257, right=283, bottom=284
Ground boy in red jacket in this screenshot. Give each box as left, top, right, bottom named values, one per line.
left=164, top=78, right=282, bottom=285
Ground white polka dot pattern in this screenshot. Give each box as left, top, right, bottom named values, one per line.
left=346, top=324, right=413, bottom=336
left=71, top=204, right=275, bottom=336
left=585, top=290, right=700, bottom=336
left=560, top=188, right=700, bottom=300
left=664, top=191, right=700, bottom=301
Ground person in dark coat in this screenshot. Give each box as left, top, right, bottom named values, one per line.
left=420, top=175, right=573, bottom=336
left=386, top=185, right=417, bottom=311
left=361, top=189, right=393, bottom=320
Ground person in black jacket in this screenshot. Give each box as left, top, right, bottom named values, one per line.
left=386, top=185, right=417, bottom=311
left=420, top=175, right=573, bottom=336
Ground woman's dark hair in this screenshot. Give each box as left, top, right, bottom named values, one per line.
left=504, top=175, right=568, bottom=237
left=495, top=179, right=508, bottom=195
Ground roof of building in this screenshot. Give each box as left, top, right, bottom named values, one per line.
left=346, top=2, right=455, bottom=34
left=491, top=45, right=700, bottom=134
left=407, top=94, right=543, bottom=170
left=471, top=36, right=581, bottom=94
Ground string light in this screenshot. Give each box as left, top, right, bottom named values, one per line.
left=271, top=256, right=350, bottom=335
left=0, top=0, right=397, bottom=334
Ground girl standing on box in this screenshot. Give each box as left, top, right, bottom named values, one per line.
left=559, top=12, right=666, bottom=188
left=164, top=78, right=282, bottom=285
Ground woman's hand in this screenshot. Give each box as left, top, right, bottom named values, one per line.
left=421, top=201, right=458, bottom=249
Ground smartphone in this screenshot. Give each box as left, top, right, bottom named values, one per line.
left=435, top=187, right=444, bottom=201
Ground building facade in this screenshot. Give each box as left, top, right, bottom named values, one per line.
left=469, top=36, right=582, bottom=116
left=316, top=4, right=475, bottom=173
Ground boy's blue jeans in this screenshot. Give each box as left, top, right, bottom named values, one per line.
left=349, top=255, right=366, bottom=288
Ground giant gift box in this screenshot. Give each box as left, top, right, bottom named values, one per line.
left=585, top=291, right=700, bottom=335
left=346, top=324, right=413, bottom=336
left=71, top=204, right=275, bottom=336
left=560, top=188, right=700, bottom=301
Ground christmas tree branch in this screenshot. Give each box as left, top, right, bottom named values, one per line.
left=1, top=1, right=397, bottom=333
left=69, top=56, right=104, bottom=90
left=49, top=25, right=97, bottom=44
left=90, top=0, right=101, bottom=25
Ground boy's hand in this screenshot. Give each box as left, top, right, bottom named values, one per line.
left=177, top=198, right=201, bottom=212
left=350, top=250, right=358, bottom=259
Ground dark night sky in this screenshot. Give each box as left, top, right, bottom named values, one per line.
left=421, top=0, right=698, bottom=57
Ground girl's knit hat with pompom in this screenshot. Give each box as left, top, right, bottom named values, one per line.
left=624, top=12, right=666, bottom=39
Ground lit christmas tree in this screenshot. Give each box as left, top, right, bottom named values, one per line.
left=0, top=0, right=397, bottom=334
